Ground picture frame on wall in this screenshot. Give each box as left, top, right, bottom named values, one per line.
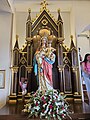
left=0, top=70, right=5, bottom=89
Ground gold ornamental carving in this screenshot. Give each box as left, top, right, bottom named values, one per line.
left=12, top=67, right=19, bottom=73
left=26, top=37, right=33, bottom=42
left=16, top=35, right=19, bottom=40
left=26, top=66, right=33, bottom=73
left=42, top=19, right=48, bottom=25
left=74, top=92, right=79, bottom=95
left=57, top=65, right=63, bottom=72
left=57, top=37, right=64, bottom=43
left=21, top=59, right=25, bottom=64
left=72, top=66, right=79, bottom=71
left=40, top=0, right=48, bottom=9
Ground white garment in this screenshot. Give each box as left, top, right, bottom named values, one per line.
left=82, top=72, right=90, bottom=102
left=20, top=82, right=27, bottom=95
left=38, top=75, right=53, bottom=91
left=82, top=72, right=90, bottom=92
left=22, top=83, right=27, bottom=90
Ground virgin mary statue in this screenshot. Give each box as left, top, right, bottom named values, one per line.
left=33, top=35, right=56, bottom=92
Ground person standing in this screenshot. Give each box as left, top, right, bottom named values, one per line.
left=19, top=77, right=28, bottom=102
left=82, top=53, right=90, bottom=102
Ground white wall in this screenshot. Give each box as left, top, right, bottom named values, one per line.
left=16, top=12, right=27, bottom=48
left=74, top=1, right=90, bottom=60
left=0, top=11, right=12, bottom=108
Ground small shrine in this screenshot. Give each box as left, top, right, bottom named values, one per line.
left=9, top=0, right=81, bottom=102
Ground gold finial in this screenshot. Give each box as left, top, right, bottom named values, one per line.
left=28, top=8, right=31, bottom=13
left=58, top=8, right=60, bottom=13
left=22, top=53, right=24, bottom=56
left=65, top=52, right=67, bottom=57
left=16, top=35, right=19, bottom=40
left=40, top=0, right=48, bottom=9
left=70, top=35, right=73, bottom=40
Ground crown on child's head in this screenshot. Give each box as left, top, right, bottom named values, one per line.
left=41, top=33, right=48, bottom=43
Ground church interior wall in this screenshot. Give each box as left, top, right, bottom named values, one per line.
left=75, top=1, right=90, bottom=60
left=0, top=11, right=12, bottom=108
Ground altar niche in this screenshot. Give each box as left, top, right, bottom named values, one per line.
left=10, top=0, right=81, bottom=102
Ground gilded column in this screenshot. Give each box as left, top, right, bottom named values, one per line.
left=12, top=67, right=19, bottom=95
left=57, top=9, right=64, bottom=93
left=57, top=38, right=64, bottom=93
left=70, top=35, right=79, bottom=95
left=26, top=66, right=33, bottom=92
left=26, top=8, right=33, bottom=92
left=26, top=9, right=32, bottom=38
left=27, top=39, right=33, bottom=66
left=12, top=35, right=19, bottom=96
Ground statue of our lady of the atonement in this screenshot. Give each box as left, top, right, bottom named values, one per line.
left=33, top=35, right=56, bottom=92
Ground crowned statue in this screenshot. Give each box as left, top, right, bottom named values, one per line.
left=22, top=0, right=72, bottom=117
left=33, top=34, right=56, bottom=93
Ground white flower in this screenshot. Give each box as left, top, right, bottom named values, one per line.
left=48, top=111, right=51, bottom=115
left=48, top=109, right=52, bottom=115
left=38, top=101, right=40, bottom=104
left=60, top=110, right=64, bottom=114
left=53, top=96, right=56, bottom=99
left=53, top=114, right=56, bottom=117
left=44, top=105, right=49, bottom=114
left=56, top=108, right=59, bottom=113
left=34, top=106, right=40, bottom=111
left=55, top=102, right=61, bottom=106
left=48, top=101, right=51, bottom=104
left=40, top=112, right=45, bottom=116
left=50, top=99, right=52, bottom=102
left=34, top=100, right=36, bottom=104
left=28, top=105, right=31, bottom=110
left=43, top=103, right=47, bottom=107
left=45, top=116, right=47, bottom=118
left=44, top=96, right=46, bottom=99
left=23, top=109, right=27, bottom=112
left=61, top=101, right=64, bottom=105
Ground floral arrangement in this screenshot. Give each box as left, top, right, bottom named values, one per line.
left=23, top=89, right=71, bottom=120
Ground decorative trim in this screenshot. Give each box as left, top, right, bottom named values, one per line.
left=12, top=67, right=19, bottom=73
left=42, top=19, right=48, bottom=25
left=57, top=37, right=64, bottom=43
left=26, top=66, right=33, bottom=73
left=57, top=65, right=63, bottom=72
left=32, top=14, right=58, bottom=32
